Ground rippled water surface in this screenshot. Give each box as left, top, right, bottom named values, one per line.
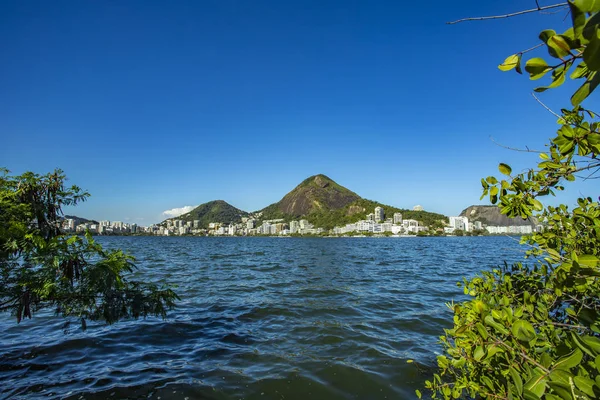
left=0, top=236, right=526, bottom=399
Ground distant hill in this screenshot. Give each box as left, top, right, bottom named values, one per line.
left=165, top=200, right=248, bottom=228
left=63, top=215, right=99, bottom=225
left=259, top=174, right=447, bottom=230
left=459, top=205, right=537, bottom=226
left=260, top=174, right=361, bottom=219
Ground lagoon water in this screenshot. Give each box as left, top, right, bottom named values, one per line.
left=0, top=236, right=526, bottom=399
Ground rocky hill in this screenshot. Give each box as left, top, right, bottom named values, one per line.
left=63, top=215, right=99, bottom=225
left=165, top=200, right=248, bottom=228
left=260, top=174, right=447, bottom=230
left=459, top=205, right=537, bottom=226
left=260, top=174, right=361, bottom=219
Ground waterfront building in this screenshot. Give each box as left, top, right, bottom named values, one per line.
left=393, top=213, right=403, bottom=224
left=289, top=220, right=299, bottom=233
left=299, top=220, right=312, bottom=230
left=374, top=207, right=384, bottom=222
left=448, top=216, right=469, bottom=232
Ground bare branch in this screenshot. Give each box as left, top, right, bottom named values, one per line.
left=521, top=43, right=545, bottom=54
left=489, top=136, right=546, bottom=154
left=447, top=3, right=568, bottom=25
left=531, top=93, right=563, bottom=120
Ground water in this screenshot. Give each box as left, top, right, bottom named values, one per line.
left=0, top=236, right=526, bottom=399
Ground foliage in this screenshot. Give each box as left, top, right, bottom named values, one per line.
left=0, top=169, right=178, bottom=329
left=288, top=198, right=447, bottom=230
left=425, top=2, right=600, bottom=399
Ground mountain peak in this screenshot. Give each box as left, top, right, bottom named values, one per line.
left=301, top=174, right=335, bottom=188
left=261, top=174, right=360, bottom=218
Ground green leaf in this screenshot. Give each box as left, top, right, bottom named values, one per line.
left=547, top=382, right=573, bottom=399
left=539, top=29, right=556, bottom=43
left=499, top=54, right=520, bottom=71
left=574, top=376, right=596, bottom=397
left=571, top=71, right=600, bottom=106
left=499, top=163, right=512, bottom=176
left=473, top=345, right=485, bottom=361
left=569, top=1, right=587, bottom=39
left=571, top=62, right=589, bottom=79
left=512, top=319, right=537, bottom=342
left=583, top=335, right=600, bottom=354
left=574, top=0, right=600, bottom=13
left=534, top=68, right=567, bottom=92
left=476, top=323, right=488, bottom=339
left=524, top=371, right=547, bottom=398
left=525, top=58, right=552, bottom=80
left=510, top=366, right=524, bottom=396
left=584, top=31, right=600, bottom=71
left=579, top=254, right=600, bottom=267
left=532, top=199, right=544, bottom=212
left=584, top=12, right=600, bottom=41
left=484, top=315, right=509, bottom=335
left=549, top=369, right=573, bottom=385
left=553, top=348, right=583, bottom=370
left=548, top=35, right=572, bottom=58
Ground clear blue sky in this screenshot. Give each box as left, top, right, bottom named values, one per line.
left=1, top=1, right=596, bottom=224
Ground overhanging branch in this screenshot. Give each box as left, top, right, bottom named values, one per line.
left=447, top=3, right=568, bottom=24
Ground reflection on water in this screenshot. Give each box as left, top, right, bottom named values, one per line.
left=0, top=236, right=525, bottom=399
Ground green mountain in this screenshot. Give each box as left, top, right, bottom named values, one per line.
left=165, top=200, right=249, bottom=228
left=259, top=174, right=361, bottom=219
left=260, top=174, right=447, bottom=230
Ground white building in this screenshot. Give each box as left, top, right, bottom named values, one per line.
left=289, top=220, right=299, bottom=233
left=393, top=213, right=403, bottom=224
left=448, top=216, right=470, bottom=232
left=413, top=205, right=424, bottom=211
left=374, top=207, right=385, bottom=222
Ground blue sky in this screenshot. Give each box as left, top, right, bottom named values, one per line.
left=1, top=1, right=596, bottom=224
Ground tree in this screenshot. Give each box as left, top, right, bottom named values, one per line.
left=0, top=168, right=178, bottom=330
left=423, top=2, right=600, bottom=399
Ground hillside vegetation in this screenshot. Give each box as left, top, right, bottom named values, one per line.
left=260, top=175, right=447, bottom=229
left=167, top=200, right=248, bottom=228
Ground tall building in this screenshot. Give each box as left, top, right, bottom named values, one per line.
left=449, top=216, right=469, bottom=232
left=374, top=207, right=384, bottom=222
left=289, top=220, right=299, bottom=233
left=393, top=213, right=403, bottom=224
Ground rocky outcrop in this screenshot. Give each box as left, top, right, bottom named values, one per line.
left=459, top=205, right=537, bottom=226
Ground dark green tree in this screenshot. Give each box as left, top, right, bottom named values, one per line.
left=0, top=168, right=178, bottom=329
left=424, top=2, right=600, bottom=399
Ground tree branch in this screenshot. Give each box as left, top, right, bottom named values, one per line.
left=531, top=93, right=563, bottom=120
left=447, top=3, right=568, bottom=24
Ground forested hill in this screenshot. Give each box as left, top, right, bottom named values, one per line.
left=259, top=174, right=361, bottom=219
left=304, top=198, right=448, bottom=230
left=164, top=200, right=248, bottom=228
left=258, top=174, right=447, bottom=230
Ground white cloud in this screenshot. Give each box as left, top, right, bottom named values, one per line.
left=162, top=205, right=196, bottom=218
